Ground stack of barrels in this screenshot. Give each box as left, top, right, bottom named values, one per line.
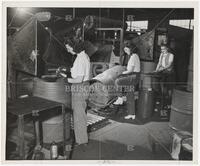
left=137, top=61, right=157, bottom=119
left=169, top=38, right=193, bottom=134
left=139, top=61, right=157, bottom=90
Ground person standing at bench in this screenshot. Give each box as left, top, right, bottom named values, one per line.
left=58, top=39, right=91, bottom=145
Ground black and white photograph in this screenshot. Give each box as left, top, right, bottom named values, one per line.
left=1, top=0, right=199, bottom=164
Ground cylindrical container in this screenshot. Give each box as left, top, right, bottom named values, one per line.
left=33, top=77, right=71, bottom=108
left=42, top=113, right=71, bottom=144
left=171, top=87, right=193, bottom=111
left=140, top=61, right=156, bottom=73
left=139, top=74, right=159, bottom=91
left=93, top=65, right=126, bottom=85
left=126, top=91, right=136, bottom=115
left=137, top=89, right=155, bottom=119
left=169, top=87, right=193, bottom=133
left=169, top=106, right=193, bottom=133
left=139, top=61, right=159, bottom=91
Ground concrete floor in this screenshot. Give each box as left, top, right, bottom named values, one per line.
left=6, top=106, right=175, bottom=160
left=70, top=119, right=173, bottom=160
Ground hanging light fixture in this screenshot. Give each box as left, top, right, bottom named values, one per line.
left=35, top=12, right=51, bottom=22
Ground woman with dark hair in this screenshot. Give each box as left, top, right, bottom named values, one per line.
left=113, top=41, right=140, bottom=120
left=58, top=39, right=90, bottom=145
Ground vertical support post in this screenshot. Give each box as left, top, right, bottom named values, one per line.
left=72, top=8, right=75, bottom=19
left=99, top=8, right=101, bottom=28
left=62, top=105, right=67, bottom=159
left=14, top=70, right=18, bottom=99
left=17, top=115, right=25, bottom=159
left=122, top=8, right=125, bottom=30
left=33, top=110, right=40, bottom=147
left=35, top=19, right=38, bottom=76
left=82, top=23, right=85, bottom=41
left=120, top=28, right=124, bottom=57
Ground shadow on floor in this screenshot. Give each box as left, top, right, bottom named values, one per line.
left=70, top=139, right=171, bottom=160
left=107, top=104, right=170, bottom=125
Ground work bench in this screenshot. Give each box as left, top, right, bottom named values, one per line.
left=7, top=96, right=67, bottom=159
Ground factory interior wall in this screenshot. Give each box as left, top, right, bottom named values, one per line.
left=7, top=9, right=194, bottom=100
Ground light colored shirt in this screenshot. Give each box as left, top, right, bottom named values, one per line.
left=157, top=52, right=174, bottom=71
left=70, top=51, right=91, bottom=81
left=127, top=53, right=140, bottom=72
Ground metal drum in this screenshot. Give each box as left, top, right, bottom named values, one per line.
left=137, top=89, right=155, bottom=119
left=33, top=77, right=71, bottom=108
left=42, top=113, right=71, bottom=144
left=126, top=91, right=136, bottom=115
left=139, top=61, right=159, bottom=91
left=140, top=61, right=156, bottom=73
left=139, top=73, right=159, bottom=91
left=169, top=87, right=193, bottom=133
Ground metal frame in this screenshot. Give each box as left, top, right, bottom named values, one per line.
left=95, top=28, right=124, bottom=61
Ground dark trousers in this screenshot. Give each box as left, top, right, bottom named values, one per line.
left=115, top=73, right=140, bottom=96
left=115, top=73, right=139, bottom=115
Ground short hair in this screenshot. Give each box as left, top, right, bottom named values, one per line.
left=64, top=37, right=85, bottom=53
left=64, top=37, right=75, bottom=48
left=124, top=40, right=138, bottom=54
left=160, top=43, right=170, bottom=51
left=74, top=41, right=85, bottom=53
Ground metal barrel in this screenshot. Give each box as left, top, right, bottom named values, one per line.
left=137, top=89, right=155, bottom=119
left=33, top=77, right=71, bottom=108
left=42, top=113, right=71, bottom=144
left=139, top=61, right=159, bottom=91
left=169, top=87, right=193, bottom=133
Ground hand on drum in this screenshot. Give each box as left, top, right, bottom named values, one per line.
left=56, top=67, right=67, bottom=78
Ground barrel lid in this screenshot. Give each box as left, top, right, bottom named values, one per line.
left=43, top=115, right=63, bottom=124
left=41, top=75, right=58, bottom=82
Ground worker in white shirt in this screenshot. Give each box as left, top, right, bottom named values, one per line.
left=155, top=43, right=174, bottom=100
left=59, top=39, right=91, bottom=145
left=113, top=41, right=140, bottom=120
